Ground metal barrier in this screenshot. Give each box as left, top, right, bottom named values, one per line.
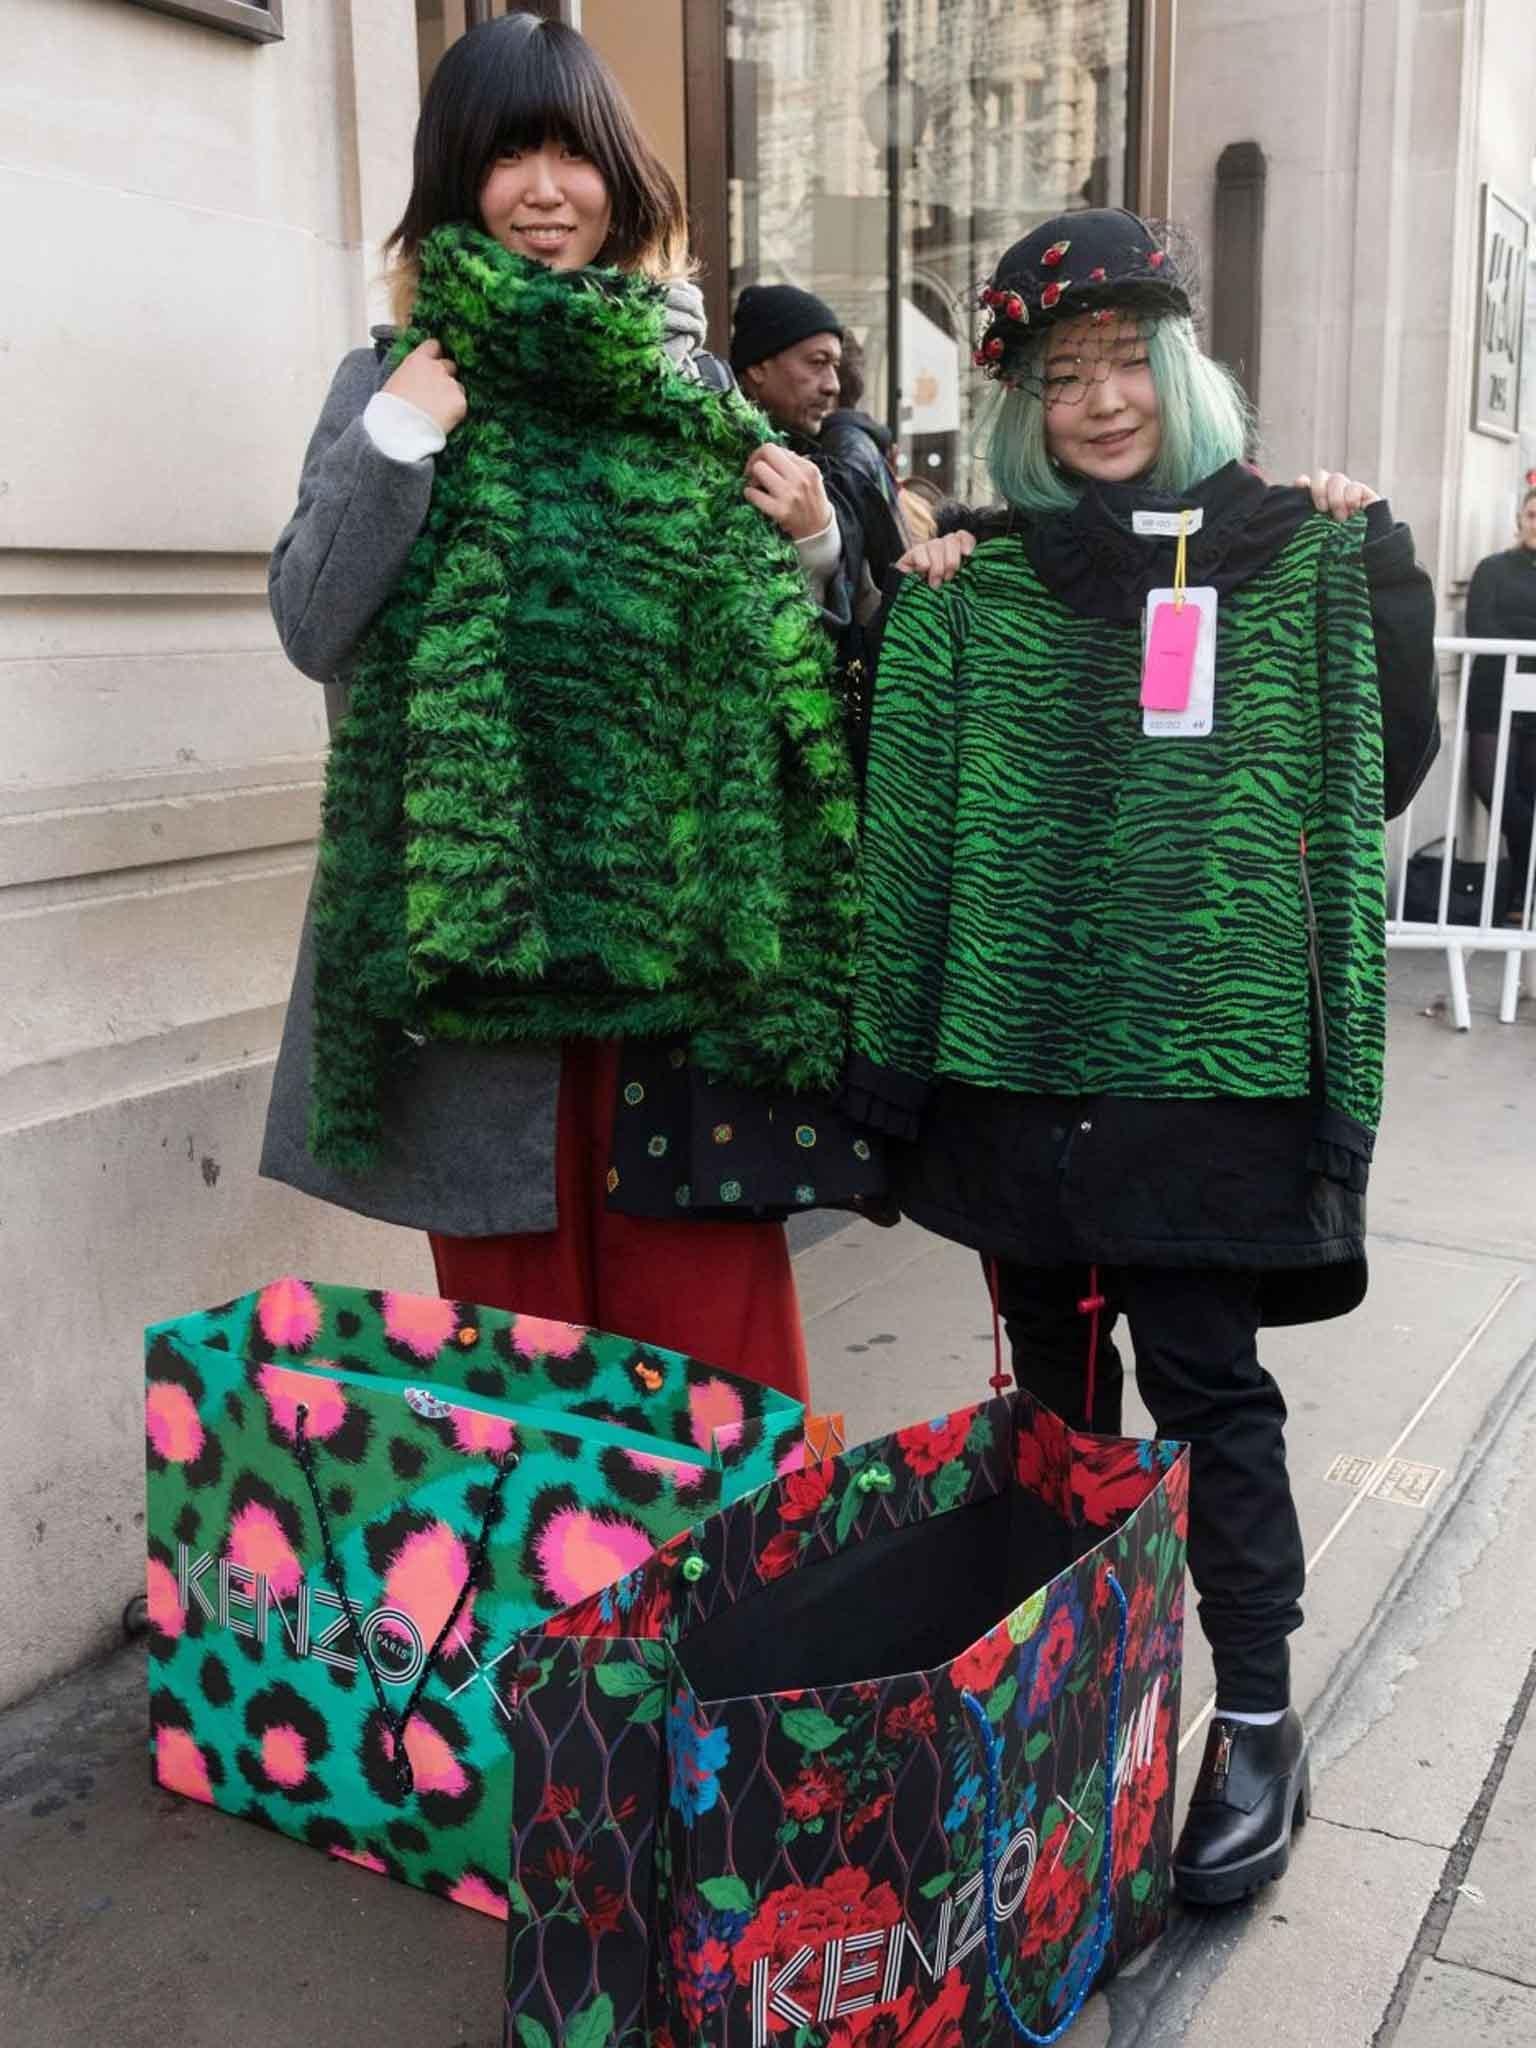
left=1386, top=636, right=1536, bottom=1030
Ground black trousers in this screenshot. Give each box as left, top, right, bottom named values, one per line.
left=990, top=1259, right=1305, bottom=1713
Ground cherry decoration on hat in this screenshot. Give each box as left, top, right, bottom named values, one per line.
left=1042, top=240, right=1071, bottom=267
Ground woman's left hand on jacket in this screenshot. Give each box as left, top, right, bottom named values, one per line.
left=1296, top=470, right=1379, bottom=519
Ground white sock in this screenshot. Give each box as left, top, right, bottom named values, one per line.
left=1216, top=1707, right=1287, bottom=1726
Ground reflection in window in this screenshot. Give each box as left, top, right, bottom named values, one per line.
left=727, top=0, right=1134, bottom=502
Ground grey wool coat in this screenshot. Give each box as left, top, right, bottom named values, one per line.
left=260, top=339, right=563, bottom=1235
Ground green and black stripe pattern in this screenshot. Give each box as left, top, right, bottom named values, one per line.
left=852, top=520, right=1386, bottom=1143
left=310, top=227, right=858, bottom=1173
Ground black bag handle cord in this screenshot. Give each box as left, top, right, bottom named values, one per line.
left=291, top=1402, right=515, bottom=1797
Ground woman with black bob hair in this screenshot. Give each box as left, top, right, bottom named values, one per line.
left=854, top=209, right=1439, bottom=1906
left=261, top=13, right=877, bottom=1402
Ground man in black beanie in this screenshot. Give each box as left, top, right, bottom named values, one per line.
left=730, top=284, right=851, bottom=626
left=732, top=283, right=906, bottom=649
left=731, top=283, right=846, bottom=437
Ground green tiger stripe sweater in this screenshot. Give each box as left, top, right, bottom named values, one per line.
left=852, top=515, right=1387, bottom=1148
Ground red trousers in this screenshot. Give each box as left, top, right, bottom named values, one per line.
left=429, top=1041, right=810, bottom=1404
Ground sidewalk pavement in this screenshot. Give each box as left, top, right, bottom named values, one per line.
left=2, top=951, right=1533, bottom=2045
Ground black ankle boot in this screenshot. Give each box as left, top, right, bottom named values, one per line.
left=1173, top=1708, right=1310, bottom=1906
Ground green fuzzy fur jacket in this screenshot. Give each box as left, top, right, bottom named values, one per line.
left=309, top=227, right=859, bottom=1173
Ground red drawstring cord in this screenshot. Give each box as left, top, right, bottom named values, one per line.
left=986, top=1257, right=1013, bottom=1395
left=989, top=1258, right=1104, bottom=1428
left=1077, top=1264, right=1105, bottom=1429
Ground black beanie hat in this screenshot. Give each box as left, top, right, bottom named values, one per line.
left=730, top=283, right=843, bottom=373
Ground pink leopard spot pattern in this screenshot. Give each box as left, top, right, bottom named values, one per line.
left=145, top=1556, right=184, bottom=1639
left=228, top=1501, right=302, bottom=1601
left=509, top=1315, right=587, bottom=1360
left=156, top=1726, right=214, bottom=1805
left=383, top=1521, right=471, bottom=1644
left=257, top=1277, right=323, bottom=1353
left=329, top=1845, right=388, bottom=1875
left=449, top=1873, right=509, bottom=1921
left=381, top=1292, right=459, bottom=1361
left=688, top=1376, right=745, bottom=1454
left=533, top=1506, right=656, bottom=1607
left=385, top=1719, right=470, bottom=1799
left=145, top=1382, right=204, bottom=1464
left=449, top=1407, right=517, bottom=1459
left=257, top=1364, right=347, bottom=1441
left=261, top=1725, right=309, bottom=1790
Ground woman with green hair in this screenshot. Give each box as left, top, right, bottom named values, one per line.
left=849, top=210, right=1438, bottom=1906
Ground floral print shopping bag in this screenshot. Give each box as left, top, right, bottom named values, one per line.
left=503, top=1390, right=1188, bottom=2045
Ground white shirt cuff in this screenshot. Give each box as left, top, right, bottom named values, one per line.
left=362, top=391, right=447, bottom=464
left=794, top=515, right=841, bottom=600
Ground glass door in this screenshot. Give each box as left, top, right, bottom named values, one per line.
left=726, top=0, right=1138, bottom=503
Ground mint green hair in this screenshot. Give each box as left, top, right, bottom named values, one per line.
left=982, top=312, right=1254, bottom=513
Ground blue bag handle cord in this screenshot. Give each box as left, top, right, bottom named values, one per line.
left=961, top=1567, right=1131, bottom=2044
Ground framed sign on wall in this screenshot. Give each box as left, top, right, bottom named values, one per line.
left=125, top=0, right=283, bottom=41
left=1472, top=184, right=1529, bottom=441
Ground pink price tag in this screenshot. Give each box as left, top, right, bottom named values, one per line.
left=1140, top=600, right=1201, bottom=711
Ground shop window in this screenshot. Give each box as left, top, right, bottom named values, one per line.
left=725, top=0, right=1136, bottom=499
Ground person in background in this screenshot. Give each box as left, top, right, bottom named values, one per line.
left=821, top=328, right=911, bottom=551
left=732, top=287, right=907, bottom=631
left=1464, top=484, right=1536, bottom=899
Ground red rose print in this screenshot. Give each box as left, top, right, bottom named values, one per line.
left=1164, top=1453, right=1190, bottom=1540
left=784, top=1759, right=847, bottom=1821
left=1018, top=1824, right=1090, bottom=1959
left=1027, top=1602, right=1079, bottom=1716
left=1113, top=1701, right=1173, bottom=1885
left=1015, top=1405, right=1073, bottom=1517
left=948, top=1622, right=1014, bottom=1697
left=827, top=1969, right=970, bottom=2046
left=583, top=1885, right=625, bottom=1937
left=734, top=1868, right=903, bottom=1995
left=757, top=1529, right=802, bottom=1581
left=1104, top=1577, right=1159, bottom=1679
left=847, top=1790, right=894, bottom=1838
left=882, top=1692, right=938, bottom=1742
left=897, top=1412, right=971, bottom=1478
left=534, top=1781, right=581, bottom=1823
left=781, top=1460, right=835, bottom=1523
left=1072, top=1443, right=1155, bottom=1528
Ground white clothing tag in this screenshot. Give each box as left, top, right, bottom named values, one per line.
left=1132, top=508, right=1205, bottom=537
left=1141, top=586, right=1218, bottom=737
